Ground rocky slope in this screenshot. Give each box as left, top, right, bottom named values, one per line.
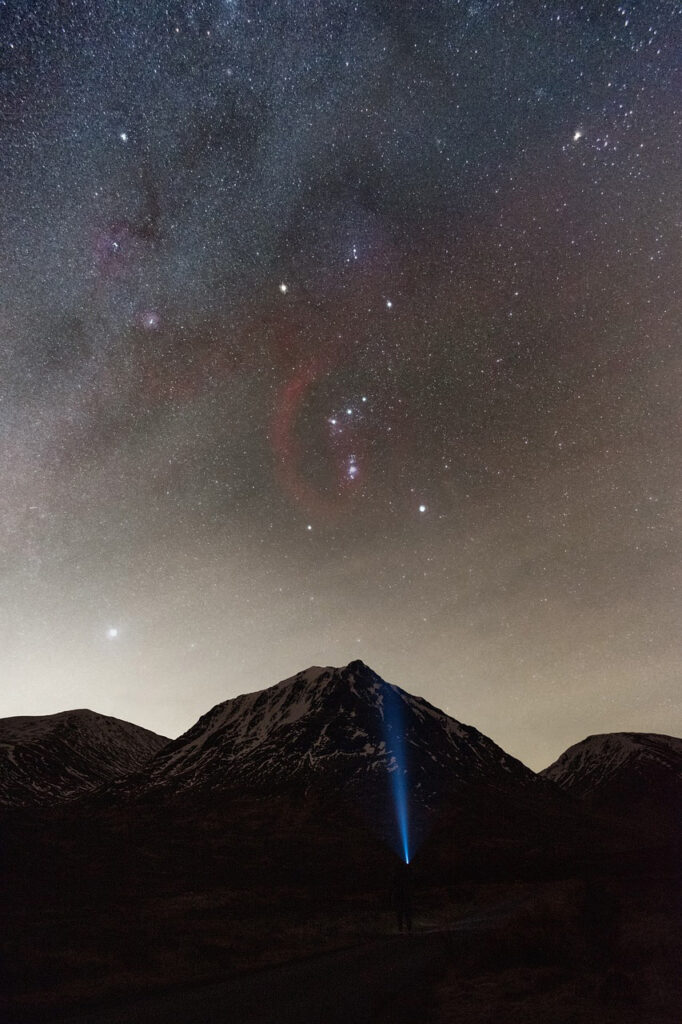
left=541, top=732, right=682, bottom=797
left=141, top=660, right=537, bottom=803
left=0, top=709, right=169, bottom=806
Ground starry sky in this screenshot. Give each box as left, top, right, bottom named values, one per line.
left=1, top=1, right=680, bottom=770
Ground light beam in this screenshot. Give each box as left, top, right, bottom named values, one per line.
left=383, top=683, right=411, bottom=864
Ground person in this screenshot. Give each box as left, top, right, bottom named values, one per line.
left=391, top=860, right=413, bottom=933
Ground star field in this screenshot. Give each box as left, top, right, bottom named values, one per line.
left=0, top=1, right=679, bottom=769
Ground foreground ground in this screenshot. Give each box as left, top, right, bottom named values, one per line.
left=5, top=875, right=680, bottom=1024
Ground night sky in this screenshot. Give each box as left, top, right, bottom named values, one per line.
left=1, top=1, right=679, bottom=770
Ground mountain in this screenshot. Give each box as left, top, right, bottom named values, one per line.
left=140, top=660, right=537, bottom=804
left=540, top=732, right=682, bottom=795
left=0, top=709, right=169, bottom=807
left=540, top=732, right=682, bottom=819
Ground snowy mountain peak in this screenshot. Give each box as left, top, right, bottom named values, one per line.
left=143, top=661, right=536, bottom=800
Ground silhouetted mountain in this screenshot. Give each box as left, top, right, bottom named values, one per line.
left=541, top=732, right=682, bottom=797
left=0, top=709, right=169, bottom=807
left=540, top=732, right=682, bottom=836
left=139, top=660, right=537, bottom=805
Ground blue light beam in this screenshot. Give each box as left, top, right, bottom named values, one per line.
left=383, top=684, right=410, bottom=864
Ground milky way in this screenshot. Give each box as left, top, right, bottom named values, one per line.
left=1, top=1, right=679, bottom=768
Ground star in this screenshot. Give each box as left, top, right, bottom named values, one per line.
left=140, top=310, right=160, bottom=330
left=106, top=627, right=119, bottom=639
left=573, top=129, right=583, bottom=142
left=119, top=131, right=128, bottom=143
left=418, top=505, right=427, bottom=514
left=279, top=282, right=288, bottom=294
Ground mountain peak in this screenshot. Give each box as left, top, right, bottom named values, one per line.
left=345, top=659, right=371, bottom=673
left=273, top=660, right=376, bottom=688
left=142, top=661, right=535, bottom=803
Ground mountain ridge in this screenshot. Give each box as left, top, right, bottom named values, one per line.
left=138, top=660, right=539, bottom=804
left=0, top=708, right=169, bottom=807
left=540, top=730, right=682, bottom=800
left=539, top=732, right=682, bottom=836
left=3, top=668, right=680, bottom=820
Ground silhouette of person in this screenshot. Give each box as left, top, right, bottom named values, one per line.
left=391, top=861, right=413, bottom=933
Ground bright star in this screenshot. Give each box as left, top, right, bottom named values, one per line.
left=140, top=310, right=160, bottom=330
left=419, top=505, right=427, bottom=513
left=279, top=282, right=288, bottom=294
left=386, top=299, right=393, bottom=309
left=573, top=129, right=583, bottom=142
left=106, top=627, right=119, bottom=639
left=306, top=524, right=312, bottom=531
left=119, top=131, right=128, bottom=143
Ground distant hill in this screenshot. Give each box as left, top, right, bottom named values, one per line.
left=540, top=731, right=682, bottom=833
left=541, top=732, right=682, bottom=796
left=0, top=709, right=169, bottom=806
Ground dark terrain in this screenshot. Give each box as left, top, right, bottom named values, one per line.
left=2, top=664, right=680, bottom=1023
left=0, top=710, right=168, bottom=807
